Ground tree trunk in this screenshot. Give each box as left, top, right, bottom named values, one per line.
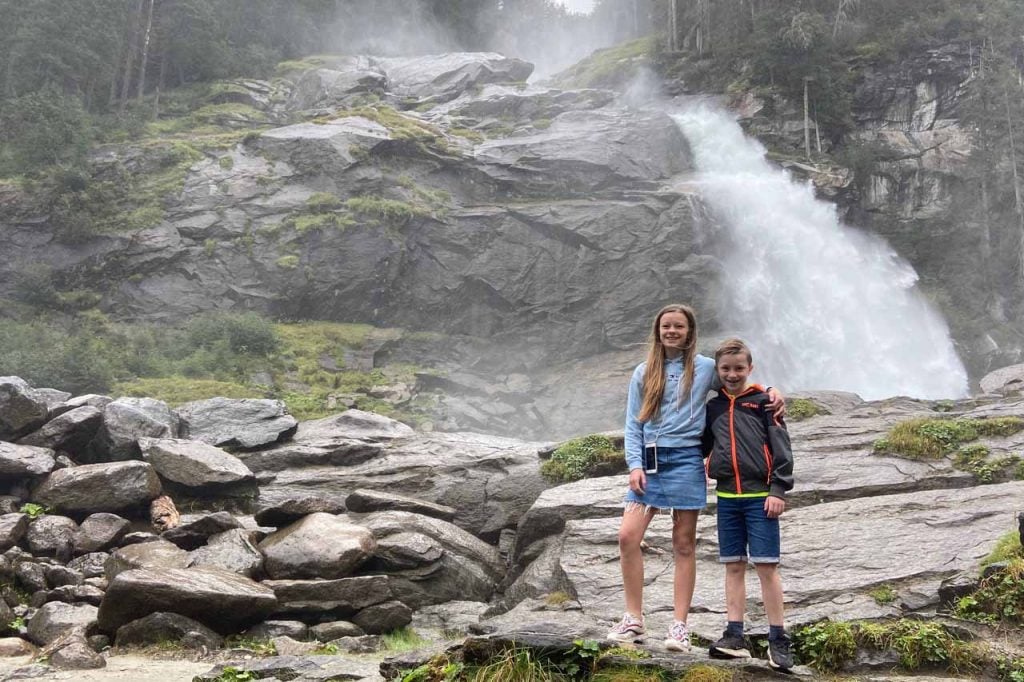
left=1004, top=86, right=1024, bottom=284
left=136, top=0, right=156, bottom=101
left=119, top=0, right=145, bottom=113
left=803, top=77, right=811, bottom=160
left=153, top=40, right=168, bottom=120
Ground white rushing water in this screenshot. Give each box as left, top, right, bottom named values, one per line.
left=672, top=105, right=969, bottom=399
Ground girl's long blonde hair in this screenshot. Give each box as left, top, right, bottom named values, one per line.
left=637, top=304, right=698, bottom=423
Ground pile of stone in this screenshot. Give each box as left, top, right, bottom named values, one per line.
left=0, top=375, right=514, bottom=674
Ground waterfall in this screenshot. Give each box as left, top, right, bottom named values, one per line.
left=672, top=105, right=968, bottom=400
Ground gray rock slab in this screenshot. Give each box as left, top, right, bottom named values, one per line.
left=359, top=510, right=503, bottom=608
left=351, top=600, right=412, bottom=635
left=254, top=495, right=347, bottom=527
left=345, top=489, right=456, bottom=521
left=89, top=397, right=179, bottom=462
left=187, top=528, right=263, bottom=578
left=242, top=619, right=308, bottom=641
left=25, top=602, right=98, bottom=645
left=260, top=430, right=549, bottom=542
left=72, top=513, right=131, bottom=555
left=175, top=397, right=298, bottom=449
left=139, top=437, right=255, bottom=492
left=48, top=394, right=113, bottom=419
left=161, top=512, right=243, bottom=550
left=24, top=516, right=77, bottom=556
left=195, top=655, right=380, bottom=682
left=31, top=461, right=162, bottom=514
left=255, top=116, right=392, bottom=176
left=114, top=612, right=224, bottom=649
left=380, top=53, right=533, bottom=104
left=0, top=442, right=55, bottom=479
left=0, top=514, right=29, bottom=552
left=286, top=57, right=387, bottom=110
left=259, top=513, right=375, bottom=579
left=473, top=108, right=691, bottom=193
left=104, top=540, right=189, bottom=580
left=0, top=377, right=50, bottom=441
left=97, top=567, right=277, bottom=634
left=309, top=621, right=363, bottom=641
left=980, top=363, right=1024, bottom=396
left=263, top=575, right=392, bottom=620
left=16, top=406, right=102, bottom=455
left=540, top=481, right=1024, bottom=644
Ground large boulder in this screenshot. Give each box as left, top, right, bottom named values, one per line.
left=0, top=513, right=29, bottom=552
left=138, top=437, right=256, bottom=494
left=258, top=513, right=375, bottom=579
left=31, top=461, right=162, bottom=514
left=174, top=397, right=298, bottom=450
left=254, top=116, right=393, bottom=176
left=89, top=397, right=179, bottom=462
left=379, top=53, right=533, bottom=104
left=257, top=422, right=549, bottom=542
left=286, top=56, right=387, bottom=110
left=25, top=602, right=98, bottom=645
left=187, top=528, right=263, bottom=578
left=161, top=512, right=242, bottom=550
left=115, top=612, right=224, bottom=650
left=473, top=108, right=691, bottom=196
left=262, top=575, right=393, bottom=620
left=97, top=567, right=277, bottom=634
left=72, top=513, right=131, bottom=555
left=980, top=363, right=1024, bottom=396
left=0, top=377, right=50, bottom=441
left=17, top=406, right=103, bottom=455
left=359, top=510, right=504, bottom=609
left=0, top=442, right=55, bottom=480
left=25, top=515, right=78, bottom=556
left=104, top=540, right=189, bottom=580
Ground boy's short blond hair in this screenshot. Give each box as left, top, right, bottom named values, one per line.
left=714, top=337, right=752, bottom=364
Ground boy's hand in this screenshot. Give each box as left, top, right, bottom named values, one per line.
left=629, top=468, right=647, bottom=495
left=767, top=387, right=786, bottom=417
left=764, top=495, right=785, bottom=518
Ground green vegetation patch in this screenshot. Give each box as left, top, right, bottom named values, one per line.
left=955, top=557, right=1024, bottom=626
left=114, top=377, right=263, bottom=406
left=383, top=626, right=430, bottom=652
left=787, top=398, right=828, bottom=421
left=868, top=584, right=897, bottom=605
left=541, top=435, right=623, bottom=483
left=873, top=417, right=1024, bottom=459
left=550, top=36, right=656, bottom=90
left=794, top=618, right=983, bottom=673
left=953, top=444, right=1020, bottom=483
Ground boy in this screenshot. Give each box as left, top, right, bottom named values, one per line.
left=701, top=338, right=794, bottom=671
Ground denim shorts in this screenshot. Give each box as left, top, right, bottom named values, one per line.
left=716, top=495, right=780, bottom=564
left=623, top=446, right=706, bottom=512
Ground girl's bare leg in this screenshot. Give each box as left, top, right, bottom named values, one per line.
left=671, top=509, right=699, bottom=621
left=618, top=505, right=656, bottom=617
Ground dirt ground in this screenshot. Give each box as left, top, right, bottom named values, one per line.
left=0, top=653, right=221, bottom=681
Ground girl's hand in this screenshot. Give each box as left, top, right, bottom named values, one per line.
left=767, top=387, right=786, bottom=417
left=764, top=495, right=785, bottom=518
left=629, top=468, right=647, bottom=495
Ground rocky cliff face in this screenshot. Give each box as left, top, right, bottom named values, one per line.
left=0, top=48, right=1019, bottom=440
left=738, top=42, right=1024, bottom=377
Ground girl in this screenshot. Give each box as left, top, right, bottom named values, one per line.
left=606, top=304, right=782, bottom=651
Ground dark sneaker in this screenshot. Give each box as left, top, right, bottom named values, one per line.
left=768, top=632, right=794, bottom=671
left=709, top=630, right=751, bottom=659
left=606, top=613, right=645, bottom=642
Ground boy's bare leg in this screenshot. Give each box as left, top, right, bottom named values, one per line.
left=725, top=560, right=747, bottom=623
left=618, top=506, right=657, bottom=617
left=671, top=510, right=699, bottom=620
left=755, top=563, right=785, bottom=625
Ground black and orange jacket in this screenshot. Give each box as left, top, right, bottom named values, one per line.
left=701, top=384, right=794, bottom=499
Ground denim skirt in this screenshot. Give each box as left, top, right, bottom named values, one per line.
left=623, top=445, right=707, bottom=511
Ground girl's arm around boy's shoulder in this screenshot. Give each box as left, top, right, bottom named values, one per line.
left=763, top=397, right=794, bottom=497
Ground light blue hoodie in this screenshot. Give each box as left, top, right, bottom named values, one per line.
left=624, top=354, right=717, bottom=471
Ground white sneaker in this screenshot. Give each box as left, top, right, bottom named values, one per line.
left=606, top=613, right=645, bottom=642
left=664, top=620, right=691, bottom=651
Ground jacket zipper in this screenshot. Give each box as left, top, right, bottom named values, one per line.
left=728, top=395, right=742, bottom=494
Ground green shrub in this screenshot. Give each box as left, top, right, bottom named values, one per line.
left=19, top=503, right=47, bottom=519
left=875, top=418, right=981, bottom=458
left=956, top=558, right=1024, bottom=625
left=793, top=620, right=856, bottom=671
left=868, top=584, right=896, bottom=605
left=787, top=398, right=827, bottom=421
left=382, top=626, right=429, bottom=652
left=857, top=620, right=978, bottom=671
left=540, top=435, right=623, bottom=483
